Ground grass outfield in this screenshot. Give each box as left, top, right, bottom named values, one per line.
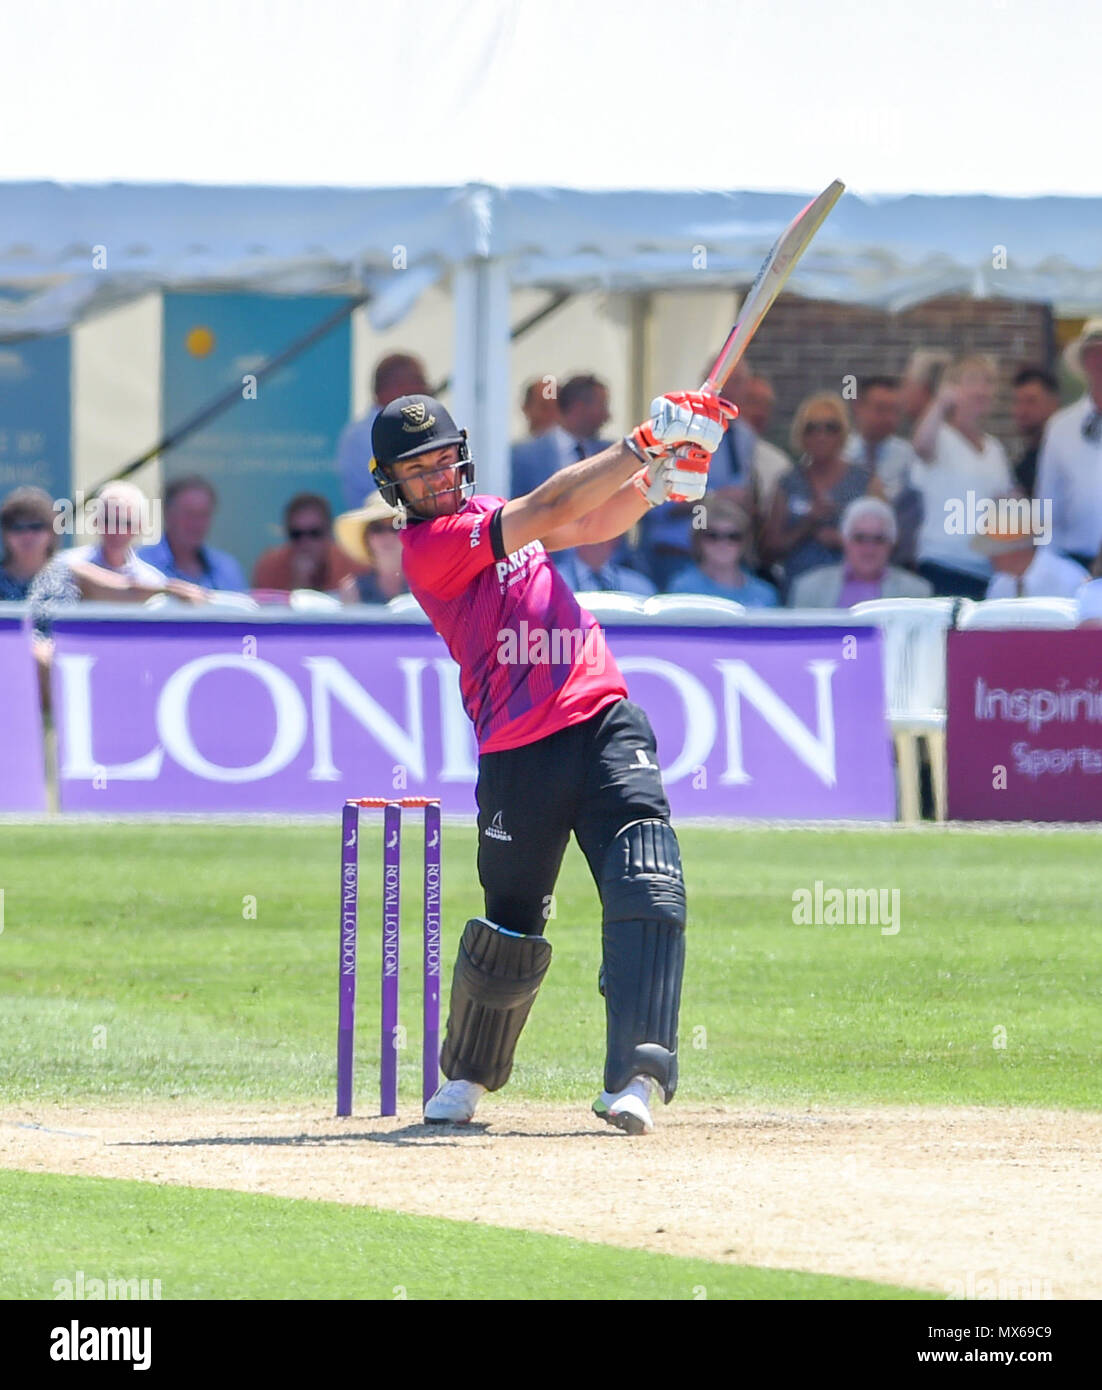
left=0, top=823, right=1096, bottom=1109
left=0, top=1170, right=929, bottom=1300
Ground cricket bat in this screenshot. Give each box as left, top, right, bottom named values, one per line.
left=702, top=179, right=845, bottom=394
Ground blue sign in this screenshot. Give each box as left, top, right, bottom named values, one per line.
left=161, top=293, right=352, bottom=580
left=0, top=334, right=71, bottom=503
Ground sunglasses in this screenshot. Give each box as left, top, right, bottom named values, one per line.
left=3, top=519, right=50, bottom=533
left=851, top=532, right=890, bottom=544
left=805, top=420, right=842, bottom=434
left=702, top=530, right=743, bottom=543
left=288, top=526, right=326, bottom=541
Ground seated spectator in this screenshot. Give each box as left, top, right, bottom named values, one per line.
left=787, top=497, right=933, bottom=607
left=520, top=378, right=562, bottom=438
left=253, top=493, right=363, bottom=593
left=0, top=486, right=58, bottom=600
left=668, top=496, right=778, bottom=607
left=553, top=536, right=656, bottom=596
left=843, top=375, right=924, bottom=566
left=338, top=353, right=429, bottom=509
left=63, top=482, right=167, bottom=586
left=976, top=511, right=1089, bottom=599
left=1010, top=366, right=1060, bottom=498
left=138, top=475, right=247, bottom=590
left=334, top=494, right=409, bottom=604
left=899, top=348, right=952, bottom=428
left=1076, top=578, right=1102, bottom=627
left=1036, top=319, right=1102, bottom=569
left=762, top=392, right=880, bottom=593
left=510, top=373, right=611, bottom=497
left=911, top=355, right=1014, bottom=599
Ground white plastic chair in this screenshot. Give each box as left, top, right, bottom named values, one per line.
left=205, top=589, right=260, bottom=611
left=641, top=593, right=746, bottom=624
left=957, top=597, right=1077, bottom=630
left=288, top=589, right=343, bottom=613
left=384, top=592, right=430, bottom=624
left=850, top=597, right=958, bottom=822
left=573, top=592, right=650, bottom=624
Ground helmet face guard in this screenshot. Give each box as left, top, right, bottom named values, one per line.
left=369, top=394, right=475, bottom=521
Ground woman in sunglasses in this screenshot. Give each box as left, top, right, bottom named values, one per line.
left=0, top=486, right=58, bottom=600
left=252, top=492, right=364, bottom=593
left=668, top=493, right=778, bottom=606
left=762, top=392, right=883, bottom=596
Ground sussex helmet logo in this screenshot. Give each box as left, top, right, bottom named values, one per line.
left=400, top=401, right=436, bottom=433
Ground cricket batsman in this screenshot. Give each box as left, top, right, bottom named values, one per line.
left=367, top=386, right=734, bottom=1134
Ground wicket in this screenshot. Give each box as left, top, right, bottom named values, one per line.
left=337, top=797, right=442, bottom=1117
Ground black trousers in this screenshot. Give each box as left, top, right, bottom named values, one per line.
left=475, top=698, right=672, bottom=936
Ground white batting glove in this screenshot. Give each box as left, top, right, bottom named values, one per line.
left=627, top=389, right=737, bottom=462
left=632, top=444, right=711, bottom=509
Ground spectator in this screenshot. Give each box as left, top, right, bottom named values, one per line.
left=553, top=535, right=656, bottom=596
left=787, top=497, right=933, bottom=607
left=252, top=493, right=364, bottom=593
left=911, top=355, right=1013, bottom=599
left=0, top=486, right=58, bottom=600
left=337, top=353, right=429, bottom=509
left=333, top=493, right=409, bottom=604
left=62, top=482, right=166, bottom=586
left=509, top=373, right=611, bottom=497
left=138, top=475, right=247, bottom=590
left=1076, top=578, right=1102, bottom=627
left=1010, top=366, right=1060, bottom=497
left=843, top=374, right=924, bottom=567
left=762, top=392, right=879, bottom=593
left=1035, top=319, right=1102, bottom=569
left=742, top=373, right=793, bottom=515
left=899, top=348, right=952, bottom=427
left=668, top=495, right=778, bottom=607
left=520, top=378, right=562, bottom=438
left=976, top=510, right=1088, bottom=599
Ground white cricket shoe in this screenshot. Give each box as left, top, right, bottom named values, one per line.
left=424, top=1078, right=486, bottom=1124
left=592, top=1075, right=657, bottom=1135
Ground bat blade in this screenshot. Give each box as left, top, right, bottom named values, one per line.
left=703, top=178, right=845, bottom=394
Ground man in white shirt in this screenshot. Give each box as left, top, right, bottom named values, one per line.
left=977, top=524, right=1088, bottom=600
left=1035, top=319, right=1102, bottom=570
left=843, top=374, right=924, bottom=566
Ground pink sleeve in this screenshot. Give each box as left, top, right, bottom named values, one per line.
left=402, top=503, right=503, bottom=600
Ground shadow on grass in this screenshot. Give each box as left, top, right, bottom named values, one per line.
left=111, top=1122, right=611, bottom=1148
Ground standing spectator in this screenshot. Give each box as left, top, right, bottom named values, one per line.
left=1010, top=367, right=1061, bottom=497
left=668, top=495, right=778, bottom=607
left=553, top=535, right=656, bottom=596
left=977, top=513, right=1088, bottom=600
left=1035, top=320, right=1102, bottom=569
left=138, top=475, right=247, bottom=590
left=742, top=373, right=793, bottom=515
left=63, top=482, right=166, bottom=586
left=334, top=493, right=408, bottom=604
left=0, top=486, right=58, bottom=600
left=843, top=375, right=924, bottom=567
left=252, top=493, right=363, bottom=593
left=520, top=378, right=562, bottom=438
left=762, top=393, right=879, bottom=593
left=337, top=353, right=429, bottom=509
left=911, top=355, right=1013, bottom=599
left=787, top=497, right=933, bottom=607
left=509, top=373, right=611, bottom=497
left=899, top=348, right=952, bottom=428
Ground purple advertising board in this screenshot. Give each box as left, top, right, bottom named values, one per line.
left=948, top=629, right=1102, bottom=821
left=49, top=614, right=894, bottom=818
left=0, top=612, right=47, bottom=812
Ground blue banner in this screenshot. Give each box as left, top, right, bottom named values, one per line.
left=0, top=334, right=71, bottom=503
left=161, top=293, right=352, bottom=581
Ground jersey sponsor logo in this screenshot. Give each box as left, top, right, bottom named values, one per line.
left=484, top=810, right=512, bottom=842
left=400, top=402, right=436, bottom=432
left=470, top=516, right=483, bottom=548
left=495, top=539, right=545, bottom=585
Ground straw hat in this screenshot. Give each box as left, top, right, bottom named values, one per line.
left=1063, top=318, right=1102, bottom=380
left=334, top=493, right=402, bottom=567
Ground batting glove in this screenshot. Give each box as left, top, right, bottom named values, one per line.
left=632, top=443, right=712, bottom=509
left=627, top=390, right=737, bottom=463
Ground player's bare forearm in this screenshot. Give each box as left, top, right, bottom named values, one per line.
left=541, top=476, right=651, bottom=551
left=499, top=441, right=641, bottom=555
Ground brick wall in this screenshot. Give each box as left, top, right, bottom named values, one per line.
left=747, top=294, right=1054, bottom=456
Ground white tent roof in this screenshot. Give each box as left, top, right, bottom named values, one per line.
left=3, top=182, right=1102, bottom=338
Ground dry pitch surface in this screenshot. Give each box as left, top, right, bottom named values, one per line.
left=3, top=1101, right=1098, bottom=1299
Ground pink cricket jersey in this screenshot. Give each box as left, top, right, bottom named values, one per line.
left=400, top=495, right=627, bottom=753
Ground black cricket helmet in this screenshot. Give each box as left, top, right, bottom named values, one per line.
left=369, top=395, right=475, bottom=517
